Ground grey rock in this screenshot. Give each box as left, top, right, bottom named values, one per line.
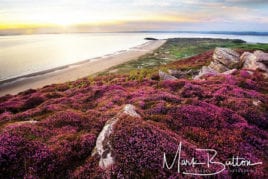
left=212, top=47, right=240, bottom=68
left=208, top=60, right=230, bottom=73
left=222, top=69, right=237, bottom=75
left=241, top=52, right=256, bottom=69
left=241, top=52, right=268, bottom=72
left=254, top=50, right=264, bottom=55
left=168, top=69, right=193, bottom=78
left=252, top=99, right=262, bottom=107
left=254, top=50, right=268, bottom=65
left=123, top=104, right=141, bottom=118
left=92, top=104, right=140, bottom=169
left=7, top=120, right=38, bottom=126
left=194, top=66, right=219, bottom=79
left=159, top=70, right=177, bottom=81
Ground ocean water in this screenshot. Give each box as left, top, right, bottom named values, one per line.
left=0, top=32, right=268, bottom=82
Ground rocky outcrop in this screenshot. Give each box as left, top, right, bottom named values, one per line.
left=6, top=120, right=38, bottom=127
left=123, top=104, right=141, bottom=118
left=208, top=60, right=230, bottom=73
left=193, top=66, right=219, bottom=79
left=195, top=48, right=241, bottom=79
left=212, top=47, right=241, bottom=69
left=167, top=69, right=194, bottom=78
left=194, top=67, right=237, bottom=79
left=241, top=52, right=258, bottom=69
left=254, top=50, right=268, bottom=65
left=92, top=104, right=140, bottom=169
left=204, top=48, right=240, bottom=73
left=252, top=99, right=262, bottom=107
left=159, top=70, right=177, bottom=81
left=222, top=69, right=237, bottom=75
left=195, top=48, right=268, bottom=79
left=241, top=51, right=268, bottom=74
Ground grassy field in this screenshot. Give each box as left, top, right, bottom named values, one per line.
left=99, top=38, right=268, bottom=76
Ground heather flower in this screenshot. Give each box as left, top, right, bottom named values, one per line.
left=0, top=131, right=51, bottom=178
left=239, top=70, right=252, bottom=78
left=0, top=49, right=267, bottom=178
left=181, top=82, right=204, bottom=98
left=0, top=111, right=13, bottom=123
left=22, top=94, right=45, bottom=110
left=0, top=99, right=24, bottom=113
left=40, top=110, right=85, bottom=129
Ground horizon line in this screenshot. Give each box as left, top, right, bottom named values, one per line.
left=1, top=30, right=268, bottom=36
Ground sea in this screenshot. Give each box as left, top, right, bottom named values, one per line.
left=0, top=32, right=268, bottom=83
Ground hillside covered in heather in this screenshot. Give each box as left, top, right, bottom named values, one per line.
left=0, top=38, right=268, bottom=178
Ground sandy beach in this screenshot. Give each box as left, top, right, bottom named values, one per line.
left=0, top=40, right=166, bottom=96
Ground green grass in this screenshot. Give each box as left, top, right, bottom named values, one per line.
left=98, top=38, right=268, bottom=77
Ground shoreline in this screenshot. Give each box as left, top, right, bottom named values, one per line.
left=0, top=51, right=127, bottom=85
left=0, top=40, right=166, bottom=96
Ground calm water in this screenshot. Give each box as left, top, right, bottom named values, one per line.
left=0, top=32, right=268, bottom=82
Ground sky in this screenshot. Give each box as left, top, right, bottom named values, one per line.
left=0, top=0, right=268, bottom=34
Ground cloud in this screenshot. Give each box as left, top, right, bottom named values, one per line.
left=0, top=0, right=267, bottom=32
left=131, top=0, right=172, bottom=7
left=225, top=0, right=268, bottom=4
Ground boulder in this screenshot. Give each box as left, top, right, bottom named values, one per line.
left=222, top=69, right=237, bottom=75
left=194, top=66, right=219, bottom=79
left=159, top=70, right=177, bottom=81
left=122, top=104, right=141, bottom=118
left=254, top=50, right=264, bottom=56
left=167, top=69, right=193, bottom=78
left=208, top=60, right=230, bottom=73
left=212, top=47, right=240, bottom=69
left=92, top=104, right=140, bottom=169
left=241, top=52, right=268, bottom=73
left=195, top=48, right=241, bottom=78
left=6, top=120, right=38, bottom=127
left=241, top=52, right=257, bottom=69
left=254, top=50, right=268, bottom=65
left=252, top=99, right=262, bottom=107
